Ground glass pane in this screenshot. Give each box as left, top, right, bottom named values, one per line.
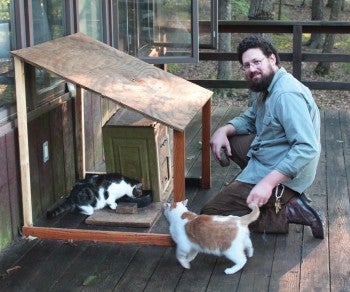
left=115, top=0, right=197, bottom=63
left=78, top=0, right=103, bottom=41
left=199, top=0, right=217, bottom=49
left=32, top=0, right=66, bottom=97
left=0, top=0, right=15, bottom=109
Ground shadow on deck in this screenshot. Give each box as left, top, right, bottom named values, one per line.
left=0, top=103, right=349, bottom=291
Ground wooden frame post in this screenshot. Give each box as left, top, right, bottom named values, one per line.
left=201, top=98, right=211, bottom=188
left=173, top=130, right=185, bottom=201
left=75, top=85, right=86, bottom=179
left=14, top=57, right=33, bottom=227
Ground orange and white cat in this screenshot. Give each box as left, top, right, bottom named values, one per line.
left=163, top=199, right=260, bottom=274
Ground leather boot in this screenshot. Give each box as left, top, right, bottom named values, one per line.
left=286, top=193, right=324, bottom=239
left=249, top=205, right=289, bottom=234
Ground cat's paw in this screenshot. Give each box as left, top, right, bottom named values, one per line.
left=109, top=203, right=117, bottom=210
left=224, top=265, right=241, bottom=275
left=246, top=247, right=254, bottom=258
left=178, top=259, right=191, bottom=269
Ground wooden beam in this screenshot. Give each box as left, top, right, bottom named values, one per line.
left=75, top=86, right=86, bottom=179
left=201, top=98, right=211, bottom=188
left=14, top=57, right=33, bottom=227
left=173, top=130, right=185, bottom=201
left=22, top=226, right=174, bottom=246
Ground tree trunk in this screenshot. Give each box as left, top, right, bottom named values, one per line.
left=315, top=0, right=342, bottom=76
left=217, top=0, right=232, bottom=97
left=305, top=0, right=324, bottom=48
left=248, top=0, right=274, bottom=20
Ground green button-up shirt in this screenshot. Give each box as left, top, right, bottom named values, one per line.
left=229, top=67, right=321, bottom=193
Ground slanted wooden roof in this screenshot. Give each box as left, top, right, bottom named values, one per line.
left=11, top=33, right=212, bottom=131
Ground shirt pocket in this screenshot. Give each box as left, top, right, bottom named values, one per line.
left=262, top=115, right=283, bottom=139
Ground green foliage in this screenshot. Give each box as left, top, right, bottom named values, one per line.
left=232, top=0, right=249, bottom=18
left=0, top=0, right=10, bottom=21
left=166, top=63, right=181, bottom=73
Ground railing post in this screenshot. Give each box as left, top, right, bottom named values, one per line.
left=293, top=25, right=303, bottom=80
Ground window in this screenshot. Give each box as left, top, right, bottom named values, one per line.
left=30, top=0, right=67, bottom=108
left=114, top=0, right=199, bottom=64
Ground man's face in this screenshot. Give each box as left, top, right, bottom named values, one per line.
left=241, top=48, right=278, bottom=92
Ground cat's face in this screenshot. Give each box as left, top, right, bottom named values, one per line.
left=132, top=183, right=143, bottom=197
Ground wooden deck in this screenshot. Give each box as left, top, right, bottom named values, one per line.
left=0, top=103, right=349, bottom=292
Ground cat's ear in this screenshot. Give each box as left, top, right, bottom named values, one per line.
left=183, top=199, right=188, bottom=206
left=163, top=202, right=171, bottom=210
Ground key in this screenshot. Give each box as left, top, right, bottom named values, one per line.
left=275, top=200, right=281, bottom=214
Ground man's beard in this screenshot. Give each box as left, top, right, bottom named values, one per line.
left=248, top=72, right=275, bottom=92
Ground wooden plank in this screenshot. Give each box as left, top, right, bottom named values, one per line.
left=173, top=130, right=185, bottom=202
left=299, top=110, right=330, bottom=290
left=176, top=253, right=217, bottom=291
left=269, top=225, right=303, bottom=291
left=37, top=113, right=54, bottom=212
left=75, top=85, right=85, bottom=179
left=28, top=118, right=42, bottom=218
left=83, top=91, right=94, bottom=171
left=80, top=243, right=140, bottom=291
left=0, top=239, right=65, bottom=291
left=49, top=105, right=66, bottom=201
left=201, top=99, right=211, bottom=188
left=0, top=135, right=12, bottom=249
left=20, top=240, right=89, bottom=290
left=14, top=56, right=33, bottom=227
left=22, top=226, right=174, bottom=246
left=62, top=100, right=75, bottom=192
left=5, top=130, right=21, bottom=239
left=92, top=93, right=103, bottom=170
left=114, top=246, right=167, bottom=291
left=11, top=33, right=212, bottom=132
left=324, top=110, right=350, bottom=291
left=144, top=247, right=185, bottom=292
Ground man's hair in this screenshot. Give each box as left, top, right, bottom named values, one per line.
left=237, top=35, right=280, bottom=65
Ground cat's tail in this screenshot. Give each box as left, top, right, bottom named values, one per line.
left=240, top=203, right=260, bottom=226
left=46, top=197, right=75, bottom=219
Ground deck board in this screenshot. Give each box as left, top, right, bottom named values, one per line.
left=1, top=105, right=349, bottom=291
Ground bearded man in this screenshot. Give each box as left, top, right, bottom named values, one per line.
left=201, top=35, right=324, bottom=239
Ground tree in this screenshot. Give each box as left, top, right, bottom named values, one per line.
left=315, top=0, right=342, bottom=76
left=248, top=0, right=274, bottom=20
left=216, top=0, right=232, bottom=97
left=305, top=0, right=324, bottom=49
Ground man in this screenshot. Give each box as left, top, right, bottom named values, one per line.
left=201, top=35, right=324, bottom=239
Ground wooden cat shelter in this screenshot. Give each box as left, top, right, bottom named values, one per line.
left=12, top=33, right=212, bottom=246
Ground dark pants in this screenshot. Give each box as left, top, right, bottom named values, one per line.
left=201, top=134, right=298, bottom=233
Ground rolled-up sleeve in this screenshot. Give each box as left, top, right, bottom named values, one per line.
left=228, top=106, right=257, bottom=135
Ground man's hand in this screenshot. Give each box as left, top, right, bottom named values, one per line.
left=210, top=124, right=235, bottom=162
left=247, top=181, right=274, bottom=207
left=247, top=170, right=290, bottom=207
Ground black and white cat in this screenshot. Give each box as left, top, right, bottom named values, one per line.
left=46, top=173, right=143, bottom=218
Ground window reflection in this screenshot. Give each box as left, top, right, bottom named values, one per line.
left=78, top=0, right=103, bottom=41
left=115, top=0, right=193, bottom=60
left=0, top=0, right=15, bottom=110
left=32, top=0, right=66, bottom=104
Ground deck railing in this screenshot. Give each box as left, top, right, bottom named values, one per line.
left=190, top=21, right=350, bottom=91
